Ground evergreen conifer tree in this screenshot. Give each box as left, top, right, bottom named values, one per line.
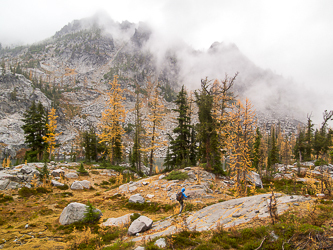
left=189, top=127, right=197, bottom=166
left=252, top=127, right=262, bottom=172
left=195, top=78, right=221, bottom=172
left=304, top=116, right=314, bottom=161
left=270, top=127, right=279, bottom=166
left=163, top=146, right=173, bottom=171
left=22, top=100, right=47, bottom=162
left=169, top=85, right=192, bottom=168
left=40, top=162, right=50, bottom=181
left=132, top=83, right=144, bottom=172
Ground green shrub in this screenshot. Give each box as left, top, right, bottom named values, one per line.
left=169, top=230, right=201, bottom=248
left=0, top=194, right=13, bottom=203
left=83, top=201, right=101, bottom=223
left=165, top=170, right=188, bottom=180
left=101, top=180, right=110, bottom=186
left=56, top=184, right=69, bottom=190
left=18, top=187, right=37, bottom=197
left=77, top=163, right=89, bottom=176
left=0, top=217, right=7, bottom=226
left=125, top=202, right=175, bottom=213
left=103, top=240, right=134, bottom=250
left=194, top=243, right=217, bottom=250
left=36, top=187, right=52, bottom=194
left=130, top=213, right=141, bottom=222
left=39, top=162, right=50, bottom=181
left=315, top=159, right=328, bottom=166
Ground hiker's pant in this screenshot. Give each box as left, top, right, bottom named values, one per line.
left=179, top=200, right=184, bottom=213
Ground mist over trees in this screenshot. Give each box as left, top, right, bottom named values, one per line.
left=19, top=72, right=333, bottom=184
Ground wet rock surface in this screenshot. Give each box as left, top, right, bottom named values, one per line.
left=131, top=193, right=310, bottom=242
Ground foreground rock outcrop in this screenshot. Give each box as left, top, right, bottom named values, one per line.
left=132, top=193, right=310, bottom=241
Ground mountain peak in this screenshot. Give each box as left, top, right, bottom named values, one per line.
left=208, top=41, right=239, bottom=53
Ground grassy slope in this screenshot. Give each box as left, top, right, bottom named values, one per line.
left=1, top=165, right=333, bottom=249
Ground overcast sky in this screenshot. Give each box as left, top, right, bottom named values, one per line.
left=1, top=0, right=333, bottom=103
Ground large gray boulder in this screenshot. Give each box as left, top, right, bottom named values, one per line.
left=65, top=172, right=78, bottom=179
left=51, top=180, right=65, bottom=187
left=71, top=181, right=84, bottom=190
left=155, top=238, right=166, bottom=248
left=129, top=194, right=145, bottom=204
left=128, top=216, right=153, bottom=236
left=59, top=202, right=102, bottom=225
left=246, top=171, right=263, bottom=188
left=71, top=180, right=91, bottom=190
left=102, top=213, right=133, bottom=227
left=51, top=169, right=65, bottom=177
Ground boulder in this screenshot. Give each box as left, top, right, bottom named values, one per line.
left=155, top=238, right=166, bottom=248
left=71, top=180, right=91, bottom=190
left=185, top=189, right=206, bottom=199
left=128, top=216, right=153, bottom=236
left=129, top=186, right=137, bottom=192
left=141, top=166, right=150, bottom=176
left=29, top=170, right=40, bottom=178
left=123, top=169, right=134, bottom=174
left=6, top=181, right=19, bottom=189
left=51, top=169, right=65, bottom=177
left=129, top=194, right=145, bottom=204
left=20, top=166, right=34, bottom=174
left=51, top=180, right=65, bottom=187
left=79, top=180, right=91, bottom=189
left=102, top=213, right=133, bottom=227
left=118, top=184, right=129, bottom=192
left=0, top=179, right=10, bottom=190
left=71, top=181, right=84, bottom=190
left=65, top=172, right=78, bottom=179
left=159, top=174, right=166, bottom=180
left=59, top=202, right=102, bottom=225
left=246, top=171, right=263, bottom=188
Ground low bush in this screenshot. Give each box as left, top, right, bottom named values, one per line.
left=164, top=170, right=188, bottom=180
left=130, top=213, right=141, bottom=222
left=83, top=201, right=101, bottom=223
left=36, top=187, right=52, bottom=194
left=18, top=187, right=37, bottom=197
left=77, top=163, right=89, bottom=176
left=0, top=194, right=13, bottom=203
left=315, top=158, right=328, bottom=166
left=56, top=184, right=69, bottom=190
left=125, top=201, right=175, bottom=213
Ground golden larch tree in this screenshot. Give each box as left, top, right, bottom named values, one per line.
left=212, top=76, right=236, bottom=170
left=142, top=87, right=167, bottom=175
left=43, top=108, right=62, bottom=160
left=98, top=75, right=127, bottom=164
left=227, top=98, right=256, bottom=197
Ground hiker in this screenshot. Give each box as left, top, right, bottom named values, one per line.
left=176, top=187, right=188, bottom=214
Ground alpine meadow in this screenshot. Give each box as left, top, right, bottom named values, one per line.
left=1, top=11, right=333, bottom=250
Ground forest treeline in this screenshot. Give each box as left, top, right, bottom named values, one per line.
left=6, top=72, right=333, bottom=196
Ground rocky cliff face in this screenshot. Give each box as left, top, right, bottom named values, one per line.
left=0, top=14, right=306, bottom=160
left=0, top=74, right=51, bottom=156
